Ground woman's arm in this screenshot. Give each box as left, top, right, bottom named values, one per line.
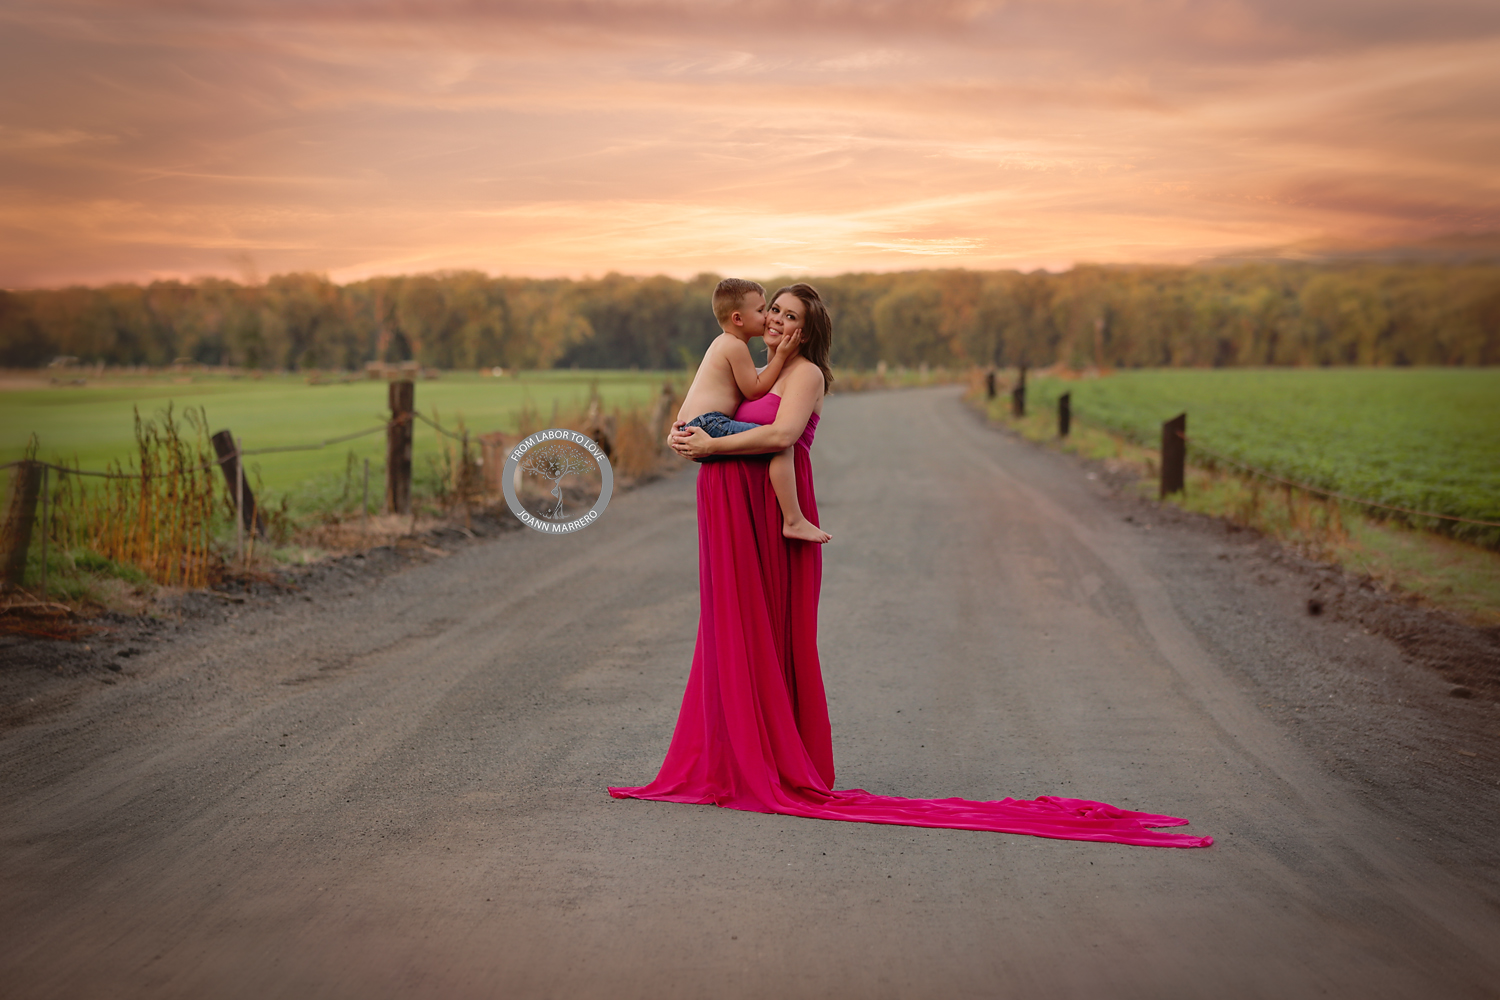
left=670, top=362, right=821, bottom=458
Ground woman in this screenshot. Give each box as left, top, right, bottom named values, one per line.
left=609, top=284, right=1210, bottom=848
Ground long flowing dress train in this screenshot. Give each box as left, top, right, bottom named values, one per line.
left=609, top=394, right=1212, bottom=849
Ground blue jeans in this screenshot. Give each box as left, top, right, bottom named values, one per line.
left=685, top=411, right=762, bottom=463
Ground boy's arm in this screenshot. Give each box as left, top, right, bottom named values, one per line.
left=670, top=363, right=822, bottom=457
left=725, top=330, right=802, bottom=401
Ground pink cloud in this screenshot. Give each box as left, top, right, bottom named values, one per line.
left=1, top=0, right=1497, bottom=286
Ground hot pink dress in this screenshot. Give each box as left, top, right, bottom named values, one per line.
left=609, top=394, right=1212, bottom=848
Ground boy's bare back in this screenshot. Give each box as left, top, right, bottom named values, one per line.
left=679, top=333, right=762, bottom=422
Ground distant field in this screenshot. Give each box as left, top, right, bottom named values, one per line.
left=1, top=370, right=683, bottom=509
left=1021, top=368, right=1500, bottom=539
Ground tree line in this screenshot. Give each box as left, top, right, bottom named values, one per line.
left=2, top=262, right=1496, bottom=371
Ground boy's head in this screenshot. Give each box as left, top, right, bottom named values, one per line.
left=712, top=278, right=766, bottom=333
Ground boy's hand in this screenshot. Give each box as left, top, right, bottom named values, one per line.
left=773, top=329, right=803, bottom=357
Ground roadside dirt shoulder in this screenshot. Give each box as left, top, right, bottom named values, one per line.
left=0, top=510, right=522, bottom=729
left=971, top=405, right=1500, bottom=895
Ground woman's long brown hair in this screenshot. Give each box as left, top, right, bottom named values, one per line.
left=770, top=283, right=834, bottom=392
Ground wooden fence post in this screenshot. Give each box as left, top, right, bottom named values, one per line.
left=1058, top=392, right=1071, bottom=438
left=387, top=380, right=414, bottom=515
left=1, top=461, right=42, bottom=590
left=460, top=429, right=474, bottom=529
left=1161, top=412, right=1186, bottom=498
left=39, top=465, right=49, bottom=597
left=1010, top=366, right=1027, bottom=418
left=235, top=437, right=244, bottom=565
left=211, top=430, right=266, bottom=540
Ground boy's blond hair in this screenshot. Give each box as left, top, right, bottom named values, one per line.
left=711, top=278, right=765, bottom=325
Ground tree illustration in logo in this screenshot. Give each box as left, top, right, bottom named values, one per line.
left=519, top=442, right=597, bottom=519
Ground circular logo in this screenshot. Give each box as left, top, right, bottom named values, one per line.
left=502, top=428, right=613, bottom=534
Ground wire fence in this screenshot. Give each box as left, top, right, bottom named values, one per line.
left=413, top=410, right=468, bottom=441
left=2, top=381, right=688, bottom=603
left=0, top=410, right=462, bottom=479
left=11, top=401, right=1495, bottom=531
left=0, top=407, right=482, bottom=595
left=989, top=379, right=1500, bottom=537
left=1174, top=430, right=1500, bottom=531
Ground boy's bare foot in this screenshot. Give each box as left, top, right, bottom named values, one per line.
left=783, top=518, right=831, bottom=544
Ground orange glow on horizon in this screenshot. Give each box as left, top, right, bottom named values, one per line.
left=1, top=0, right=1498, bottom=287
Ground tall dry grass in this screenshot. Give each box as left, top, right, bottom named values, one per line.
left=426, top=408, right=483, bottom=516
left=51, top=404, right=222, bottom=587
left=474, top=380, right=679, bottom=498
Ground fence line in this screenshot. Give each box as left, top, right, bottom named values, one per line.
left=0, top=413, right=469, bottom=481
left=1012, top=391, right=1500, bottom=533
left=238, top=422, right=390, bottom=457
left=1171, top=429, right=1500, bottom=530
left=0, top=420, right=396, bottom=480
left=1, top=385, right=542, bottom=594
left=413, top=410, right=466, bottom=441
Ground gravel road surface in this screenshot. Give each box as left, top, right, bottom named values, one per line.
left=3, top=386, right=1498, bottom=998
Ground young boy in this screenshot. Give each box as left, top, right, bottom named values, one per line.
left=675, top=278, right=830, bottom=544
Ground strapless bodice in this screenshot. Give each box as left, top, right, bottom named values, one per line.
left=734, top=393, right=819, bottom=450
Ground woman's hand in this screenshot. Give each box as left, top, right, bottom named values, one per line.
left=668, top=422, right=717, bottom=459
left=675, top=362, right=822, bottom=457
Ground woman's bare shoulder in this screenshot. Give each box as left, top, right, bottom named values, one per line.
left=795, top=357, right=827, bottom=392
left=773, top=357, right=825, bottom=412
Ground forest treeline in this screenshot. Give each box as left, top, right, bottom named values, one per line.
left=2, top=262, right=1497, bottom=371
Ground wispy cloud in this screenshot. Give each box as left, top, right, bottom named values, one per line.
left=857, top=239, right=985, bottom=255
left=1, top=0, right=1497, bottom=285
left=0, top=125, right=121, bottom=150
left=817, top=49, right=912, bottom=71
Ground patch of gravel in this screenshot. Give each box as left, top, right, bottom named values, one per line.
left=1065, top=423, right=1499, bottom=699
left=0, top=460, right=681, bottom=729
left=1104, top=472, right=1500, bottom=701
left=0, top=507, right=525, bottom=729
left=964, top=403, right=1500, bottom=892
left=1090, top=466, right=1500, bottom=894
left=1307, top=573, right=1500, bottom=701
left=0, top=611, right=171, bottom=728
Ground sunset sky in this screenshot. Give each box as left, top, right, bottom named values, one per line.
left=2, top=0, right=1498, bottom=288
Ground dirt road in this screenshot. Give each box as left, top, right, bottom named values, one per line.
left=3, top=387, right=1498, bottom=998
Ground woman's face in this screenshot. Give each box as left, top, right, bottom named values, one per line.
left=765, top=293, right=806, bottom=350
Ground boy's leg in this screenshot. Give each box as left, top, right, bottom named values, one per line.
left=686, top=412, right=760, bottom=435
left=769, top=446, right=831, bottom=544
left=684, top=412, right=761, bottom=463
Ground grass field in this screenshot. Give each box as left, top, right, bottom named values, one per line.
left=2, top=370, right=685, bottom=513
left=1017, top=368, right=1500, bottom=545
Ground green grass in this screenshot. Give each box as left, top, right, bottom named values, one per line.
left=20, top=546, right=155, bottom=605
left=2, top=370, right=684, bottom=511
left=977, top=379, right=1500, bottom=625
left=1017, top=368, right=1500, bottom=546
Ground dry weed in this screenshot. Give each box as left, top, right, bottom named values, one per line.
left=50, top=404, right=222, bottom=588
